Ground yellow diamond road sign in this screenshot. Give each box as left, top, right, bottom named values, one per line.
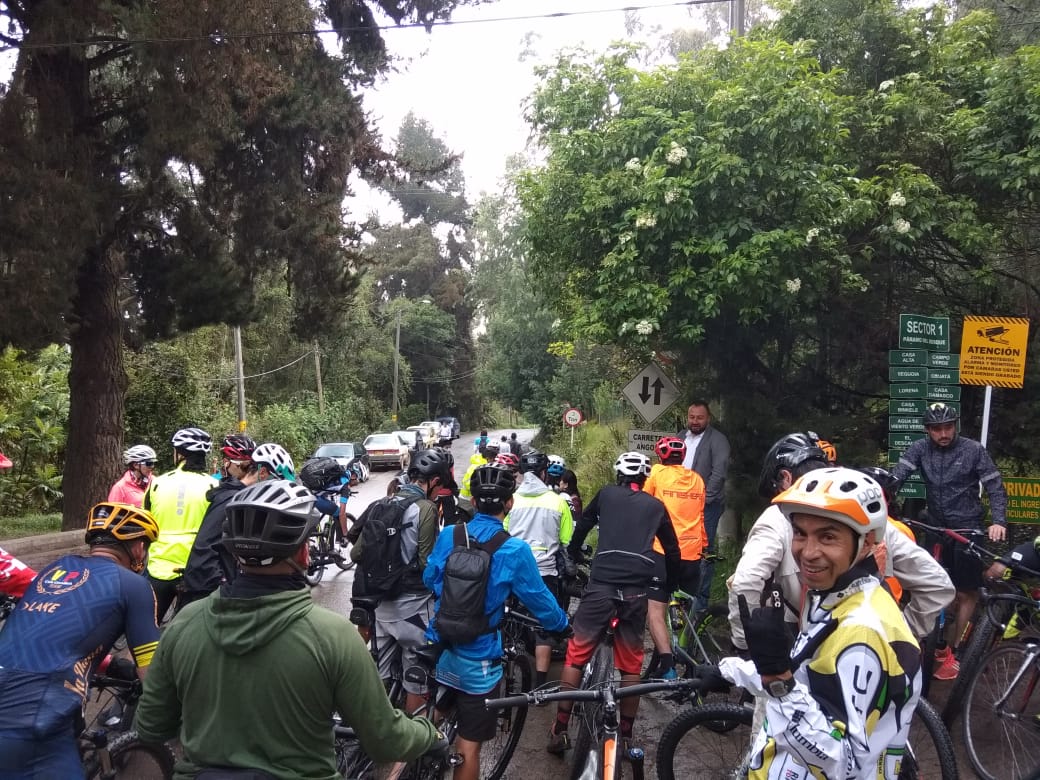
left=959, top=316, right=1030, bottom=388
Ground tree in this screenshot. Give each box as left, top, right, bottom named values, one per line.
left=0, top=0, right=486, bottom=529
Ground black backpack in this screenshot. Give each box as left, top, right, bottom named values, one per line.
left=298, top=457, right=347, bottom=492
left=434, top=523, right=510, bottom=646
left=358, top=494, right=423, bottom=599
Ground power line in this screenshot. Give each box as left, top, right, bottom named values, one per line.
left=8, top=1, right=713, bottom=52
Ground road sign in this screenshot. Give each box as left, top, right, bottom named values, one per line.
left=889, top=416, right=923, bottom=433
left=627, top=429, right=674, bottom=455
left=889, top=399, right=926, bottom=417
left=928, top=352, right=955, bottom=368
left=927, top=368, right=960, bottom=384
left=889, top=366, right=927, bottom=383
left=898, top=482, right=927, bottom=500
left=1005, top=477, right=1040, bottom=524
left=889, top=350, right=927, bottom=366
left=927, top=384, right=961, bottom=402
left=899, top=313, right=951, bottom=352
left=959, top=316, right=1030, bottom=388
left=563, top=408, right=584, bottom=427
left=889, top=432, right=925, bottom=450
left=891, top=382, right=927, bottom=399
left=622, top=363, right=679, bottom=425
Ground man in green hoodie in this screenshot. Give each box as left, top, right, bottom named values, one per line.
left=135, top=479, right=440, bottom=779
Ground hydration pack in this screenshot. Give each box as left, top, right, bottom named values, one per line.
left=358, top=494, right=422, bottom=599
left=434, top=523, right=510, bottom=646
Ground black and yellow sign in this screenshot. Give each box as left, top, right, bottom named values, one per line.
left=1005, top=477, right=1040, bottom=524
left=960, top=316, right=1030, bottom=388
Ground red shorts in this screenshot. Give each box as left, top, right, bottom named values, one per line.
left=565, top=583, right=648, bottom=675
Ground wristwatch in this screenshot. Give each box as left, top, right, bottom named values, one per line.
left=764, top=676, right=796, bottom=698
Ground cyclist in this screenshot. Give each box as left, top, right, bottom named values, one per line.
left=505, top=451, right=574, bottom=687
left=643, top=435, right=706, bottom=679
left=557, top=469, right=583, bottom=524
left=473, top=429, right=490, bottom=454
left=493, top=451, right=521, bottom=486
left=458, top=447, right=489, bottom=513
left=546, top=454, right=566, bottom=490
left=107, top=444, right=157, bottom=507
left=509, top=431, right=524, bottom=456
left=145, top=427, right=218, bottom=620
left=135, top=480, right=441, bottom=777
left=891, top=401, right=1008, bottom=679
left=425, top=464, right=569, bottom=780
left=550, top=451, right=679, bottom=754
left=705, top=467, right=922, bottom=779
left=856, top=466, right=917, bottom=603
left=0, top=545, right=35, bottom=598
left=0, top=502, right=160, bottom=777
left=807, top=430, right=838, bottom=465
left=350, top=449, right=447, bottom=714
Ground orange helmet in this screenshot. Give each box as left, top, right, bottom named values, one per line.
left=85, top=503, right=160, bottom=545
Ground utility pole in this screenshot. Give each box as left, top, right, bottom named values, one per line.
left=731, top=0, right=745, bottom=36
left=233, top=325, right=247, bottom=431
left=313, top=340, right=325, bottom=415
left=391, top=310, right=401, bottom=422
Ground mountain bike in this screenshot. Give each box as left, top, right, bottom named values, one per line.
left=305, top=489, right=358, bottom=586
left=654, top=694, right=956, bottom=780
left=642, top=591, right=730, bottom=682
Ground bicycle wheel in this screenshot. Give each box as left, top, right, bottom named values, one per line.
left=334, top=727, right=376, bottom=780
left=656, top=702, right=753, bottom=780
left=898, top=697, right=958, bottom=780
left=481, top=652, right=533, bottom=780
left=940, top=601, right=1007, bottom=727
left=84, top=731, right=175, bottom=779
left=305, top=531, right=327, bottom=586
left=333, top=513, right=357, bottom=571
left=963, top=642, right=1040, bottom=780
left=571, top=644, right=614, bottom=780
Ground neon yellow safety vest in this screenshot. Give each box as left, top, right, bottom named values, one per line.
left=145, top=464, right=217, bottom=580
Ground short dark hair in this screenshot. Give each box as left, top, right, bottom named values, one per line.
left=689, top=400, right=711, bottom=412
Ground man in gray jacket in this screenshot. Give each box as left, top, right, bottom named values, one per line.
left=681, top=401, right=730, bottom=612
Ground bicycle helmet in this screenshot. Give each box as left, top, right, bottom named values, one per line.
left=758, top=433, right=830, bottom=498
left=654, top=436, right=687, bottom=463
left=252, top=443, right=296, bottom=480
left=807, top=431, right=837, bottom=465
left=923, top=402, right=959, bottom=426
left=773, top=466, right=888, bottom=558
left=494, top=452, right=520, bottom=471
left=123, top=444, right=157, bottom=466
left=171, top=427, right=212, bottom=453
left=85, top=502, right=160, bottom=545
left=223, top=479, right=318, bottom=564
left=547, top=462, right=565, bottom=478
left=548, top=454, right=566, bottom=468
left=470, top=465, right=518, bottom=503
left=408, top=449, right=450, bottom=481
left=520, top=451, right=549, bottom=474
left=298, top=456, right=347, bottom=492
left=856, top=466, right=899, bottom=507
left=615, top=451, right=652, bottom=478
left=221, top=433, right=257, bottom=461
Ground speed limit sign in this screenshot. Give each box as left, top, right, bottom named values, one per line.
left=563, top=408, right=583, bottom=427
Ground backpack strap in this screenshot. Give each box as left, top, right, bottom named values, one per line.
left=453, top=522, right=470, bottom=549
left=480, top=530, right=510, bottom=556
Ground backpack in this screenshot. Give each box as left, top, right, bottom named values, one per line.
left=434, top=523, right=510, bottom=646
left=358, top=494, right=423, bottom=599
left=298, top=457, right=346, bottom=492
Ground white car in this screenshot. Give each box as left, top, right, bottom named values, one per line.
left=363, top=433, right=408, bottom=470
left=407, top=423, right=438, bottom=448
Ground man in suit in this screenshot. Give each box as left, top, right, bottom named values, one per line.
left=681, top=401, right=730, bottom=612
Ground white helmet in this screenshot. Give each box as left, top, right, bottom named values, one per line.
left=252, top=443, right=296, bottom=481
left=614, top=451, right=652, bottom=478
left=547, top=454, right=566, bottom=468
left=773, top=467, right=888, bottom=558
left=123, top=445, right=157, bottom=466
left=170, top=427, right=212, bottom=453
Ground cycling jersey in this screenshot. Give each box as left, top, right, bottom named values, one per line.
left=892, top=435, right=1008, bottom=528
left=644, top=464, right=706, bottom=560
left=504, top=472, right=573, bottom=577
left=720, top=564, right=922, bottom=779
left=0, top=545, right=35, bottom=598
left=459, top=453, right=487, bottom=500
left=181, top=477, right=248, bottom=597
left=106, top=469, right=150, bottom=507
left=144, top=463, right=217, bottom=580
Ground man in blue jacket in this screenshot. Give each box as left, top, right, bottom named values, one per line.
left=425, top=464, right=569, bottom=780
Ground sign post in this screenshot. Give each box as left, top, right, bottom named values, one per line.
left=563, top=407, right=583, bottom=447
left=622, top=363, right=680, bottom=425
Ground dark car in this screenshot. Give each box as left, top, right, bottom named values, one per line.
left=435, top=416, right=461, bottom=440
left=311, top=442, right=369, bottom=481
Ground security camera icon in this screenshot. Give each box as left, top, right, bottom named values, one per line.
left=978, top=326, right=1010, bottom=344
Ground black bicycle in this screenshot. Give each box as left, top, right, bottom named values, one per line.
left=305, top=490, right=358, bottom=586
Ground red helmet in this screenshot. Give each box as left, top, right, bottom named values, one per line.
left=494, top=452, right=520, bottom=471
left=0, top=450, right=11, bottom=470
left=221, top=434, right=257, bottom=461
left=654, top=436, right=686, bottom=462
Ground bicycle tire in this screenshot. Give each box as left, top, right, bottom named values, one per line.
left=305, top=530, right=327, bottom=586
left=481, top=652, right=533, bottom=780
left=898, top=697, right=958, bottom=780
left=84, top=731, right=176, bottom=779
left=963, top=642, right=1040, bottom=780
left=334, top=727, right=375, bottom=780
left=941, top=599, right=1011, bottom=727
left=656, top=701, right=753, bottom=780
left=571, top=644, right=614, bottom=780
left=332, top=513, right=357, bottom=571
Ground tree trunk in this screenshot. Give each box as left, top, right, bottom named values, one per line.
left=62, top=246, right=127, bottom=531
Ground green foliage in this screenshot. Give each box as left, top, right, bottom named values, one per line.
left=0, top=512, right=62, bottom=540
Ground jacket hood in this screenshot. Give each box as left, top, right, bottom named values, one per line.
left=206, top=476, right=246, bottom=503
left=202, top=588, right=314, bottom=655
left=517, top=472, right=550, bottom=497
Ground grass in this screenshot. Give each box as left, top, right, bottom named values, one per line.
left=0, top=512, right=62, bottom=541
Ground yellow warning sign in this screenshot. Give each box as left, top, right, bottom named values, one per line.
left=959, top=316, right=1030, bottom=388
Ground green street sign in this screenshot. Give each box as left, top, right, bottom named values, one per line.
left=928, top=352, right=955, bottom=368
left=889, top=350, right=927, bottom=366
left=899, top=313, right=951, bottom=352
left=891, top=382, right=927, bottom=399
left=898, top=482, right=927, bottom=499
left=928, top=368, right=960, bottom=384
left=889, top=399, right=926, bottom=416
left=889, top=416, right=923, bottom=433
left=890, top=366, right=927, bottom=383
left=889, top=432, right=925, bottom=450
left=888, top=449, right=904, bottom=464
left=927, top=384, right=962, bottom=402
left=1005, top=477, right=1040, bottom=524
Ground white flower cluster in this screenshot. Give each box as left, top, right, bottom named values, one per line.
left=664, top=189, right=680, bottom=204
left=785, top=278, right=802, bottom=294
left=666, top=142, right=688, bottom=165
left=894, top=218, right=912, bottom=234
left=619, top=232, right=633, bottom=245
left=888, top=191, right=906, bottom=207
left=806, top=227, right=820, bottom=243
left=635, top=212, right=657, bottom=229
left=625, top=158, right=642, bottom=172
left=879, top=80, right=895, bottom=91
left=635, top=319, right=655, bottom=336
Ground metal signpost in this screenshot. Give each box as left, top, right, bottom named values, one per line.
left=563, top=407, right=583, bottom=447
left=959, top=316, right=1030, bottom=447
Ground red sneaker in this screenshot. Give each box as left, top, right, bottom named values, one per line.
left=933, top=652, right=960, bottom=681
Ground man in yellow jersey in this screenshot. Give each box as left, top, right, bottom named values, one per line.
left=643, top=435, right=706, bottom=679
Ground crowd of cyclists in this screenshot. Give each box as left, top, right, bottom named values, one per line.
left=0, top=399, right=1023, bottom=778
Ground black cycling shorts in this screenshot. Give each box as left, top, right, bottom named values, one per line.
left=940, top=537, right=984, bottom=591
left=647, top=553, right=701, bottom=603
left=450, top=680, right=502, bottom=743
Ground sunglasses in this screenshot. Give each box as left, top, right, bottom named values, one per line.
left=140, top=460, right=157, bottom=467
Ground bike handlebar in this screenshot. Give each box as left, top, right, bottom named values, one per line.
left=485, top=678, right=699, bottom=710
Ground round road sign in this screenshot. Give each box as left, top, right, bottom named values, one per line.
left=563, top=408, right=583, bottom=427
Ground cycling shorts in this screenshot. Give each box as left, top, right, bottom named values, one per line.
left=441, top=680, right=502, bottom=743
left=939, top=537, right=984, bottom=591
left=648, top=554, right=701, bottom=603
left=566, top=583, right=647, bottom=675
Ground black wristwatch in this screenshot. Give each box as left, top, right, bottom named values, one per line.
left=764, top=676, right=796, bottom=698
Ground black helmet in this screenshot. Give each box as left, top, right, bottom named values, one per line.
left=408, top=449, right=450, bottom=481
left=520, top=451, right=549, bottom=474
left=758, top=433, right=829, bottom=498
left=222, top=479, right=317, bottom=564
left=298, top=456, right=347, bottom=492
left=856, top=466, right=899, bottom=506
left=470, top=465, right=517, bottom=503
left=221, top=434, right=257, bottom=461
left=923, top=402, right=959, bottom=427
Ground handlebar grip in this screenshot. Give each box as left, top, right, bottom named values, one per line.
left=485, top=694, right=535, bottom=709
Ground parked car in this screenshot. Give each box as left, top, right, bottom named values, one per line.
left=393, top=429, right=422, bottom=460
left=407, top=423, right=438, bottom=448
left=435, top=416, right=462, bottom=440
left=363, top=433, right=408, bottom=470
left=311, top=442, right=369, bottom=481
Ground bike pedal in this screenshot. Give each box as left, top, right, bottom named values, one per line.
left=448, top=753, right=465, bottom=767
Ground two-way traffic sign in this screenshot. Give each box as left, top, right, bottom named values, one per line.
left=623, top=363, right=679, bottom=425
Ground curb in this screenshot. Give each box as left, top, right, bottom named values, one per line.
left=1, top=529, right=85, bottom=558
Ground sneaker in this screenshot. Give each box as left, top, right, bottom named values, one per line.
left=660, top=667, right=678, bottom=681
left=934, top=645, right=952, bottom=663
left=933, top=653, right=960, bottom=681
left=547, top=728, right=571, bottom=755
